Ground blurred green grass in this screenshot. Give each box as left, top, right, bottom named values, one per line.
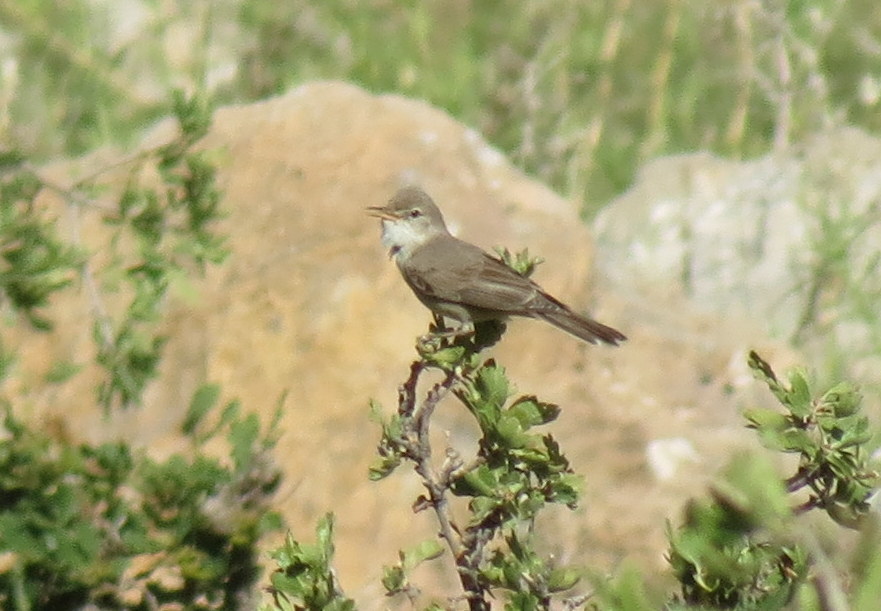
left=1, top=0, right=879, bottom=214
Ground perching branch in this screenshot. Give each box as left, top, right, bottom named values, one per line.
left=371, top=314, right=583, bottom=609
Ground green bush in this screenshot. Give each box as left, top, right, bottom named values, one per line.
left=0, top=390, right=282, bottom=610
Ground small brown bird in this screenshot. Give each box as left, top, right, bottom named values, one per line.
left=368, top=186, right=626, bottom=346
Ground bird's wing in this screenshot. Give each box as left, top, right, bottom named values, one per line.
left=397, top=235, right=628, bottom=345
left=400, top=237, right=556, bottom=314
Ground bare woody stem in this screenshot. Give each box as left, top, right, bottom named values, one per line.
left=396, top=362, right=490, bottom=610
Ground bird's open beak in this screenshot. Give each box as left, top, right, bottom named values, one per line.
left=366, top=206, right=400, bottom=221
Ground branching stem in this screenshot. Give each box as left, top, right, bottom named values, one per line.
left=395, top=362, right=491, bottom=610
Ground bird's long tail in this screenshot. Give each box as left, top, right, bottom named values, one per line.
left=536, top=310, right=627, bottom=346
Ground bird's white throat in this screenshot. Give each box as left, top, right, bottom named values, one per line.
left=380, top=218, right=433, bottom=261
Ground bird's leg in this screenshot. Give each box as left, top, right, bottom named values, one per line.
left=418, top=316, right=475, bottom=350
left=433, top=321, right=475, bottom=339
left=418, top=317, right=506, bottom=355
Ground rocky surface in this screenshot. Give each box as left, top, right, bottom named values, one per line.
left=595, top=130, right=881, bottom=388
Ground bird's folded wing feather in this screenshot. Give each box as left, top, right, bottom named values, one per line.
left=400, top=237, right=563, bottom=314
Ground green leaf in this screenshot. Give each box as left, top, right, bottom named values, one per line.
left=401, top=539, right=445, bottom=569
left=744, top=408, right=789, bottom=431
left=469, top=496, right=501, bottom=522
left=182, top=383, right=221, bottom=435
left=588, top=564, right=655, bottom=610
left=835, top=417, right=871, bottom=449
left=427, top=345, right=466, bottom=367
left=748, top=351, right=782, bottom=394
left=368, top=455, right=401, bottom=480
left=381, top=564, right=406, bottom=593
left=0, top=148, right=25, bottom=168
left=826, top=501, right=866, bottom=529
left=719, top=453, right=791, bottom=529
left=171, top=88, right=213, bottom=141
left=496, top=415, right=528, bottom=447
left=547, top=473, right=582, bottom=508
left=476, top=362, right=511, bottom=410
left=819, top=381, right=862, bottom=417
left=316, top=513, right=336, bottom=562
left=547, top=566, right=581, bottom=592
left=214, top=399, right=242, bottom=435
left=367, top=399, right=385, bottom=423
left=508, top=395, right=560, bottom=428
left=228, top=412, right=260, bottom=470
left=44, top=359, right=82, bottom=384
left=775, top=428, right=814, bottom=453
left=494, top=247, right=544, bottom=277
left=370, top=406, right=406, bottom=480
left=454, top=464, right=500, bottom=497
left=785, top=370, right=812, bottom=417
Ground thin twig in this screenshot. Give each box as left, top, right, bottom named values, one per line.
left=411, top=371, right=461, bottom=558
left=64, top=196, right=115, bottom=350
left=27, top=167, right=116, bottom=213
left=398, top=360, right=425, bottom=418
left=786, top=467, right=812, bottom=493
left=397, top=360, right=490, bottom=610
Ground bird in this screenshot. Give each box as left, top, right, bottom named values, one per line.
left=367, top=186, right=626, bottom=346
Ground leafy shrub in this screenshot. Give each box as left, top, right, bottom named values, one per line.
left=0, top=387, right=283, bottom=610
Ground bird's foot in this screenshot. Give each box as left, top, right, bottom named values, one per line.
left=417, top=318, right=505, bottom=355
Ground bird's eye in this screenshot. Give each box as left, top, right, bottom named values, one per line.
left=408, top=209, right=422, bottom=218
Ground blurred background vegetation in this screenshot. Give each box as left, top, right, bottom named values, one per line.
left=2, top=0, right=880, bottom=215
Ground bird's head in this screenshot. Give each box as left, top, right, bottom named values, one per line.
left=367, top=186, right=450, bottom=260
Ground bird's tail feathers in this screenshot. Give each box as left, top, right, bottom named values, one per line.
left=537, top=310, right=626, bottom=346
